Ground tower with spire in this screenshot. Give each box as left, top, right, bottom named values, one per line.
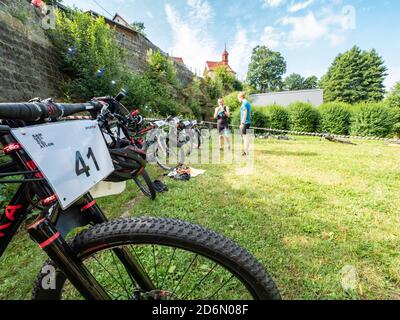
left=204, top=44, right=236, bottom=78
left=222, top=43, right=229, bottom=65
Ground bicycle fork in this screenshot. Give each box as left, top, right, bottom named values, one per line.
left=27, top=194, right=155, bottom=300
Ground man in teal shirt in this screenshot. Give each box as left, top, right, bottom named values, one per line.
left=238, top=92, right=251, bottom=156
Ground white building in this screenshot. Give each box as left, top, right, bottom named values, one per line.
left=251, top=89, right=324, bottom=107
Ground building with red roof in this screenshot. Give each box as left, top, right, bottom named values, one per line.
left=171, top=57, right=185, bottom=65
left=204, top=45, right=236, bottom=78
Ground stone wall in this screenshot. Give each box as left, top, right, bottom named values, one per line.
left=0, top=2, right=63, bottom=102
left=0, top=1, right=195, bottom=103
left=112, top=22, right=194, bottom=86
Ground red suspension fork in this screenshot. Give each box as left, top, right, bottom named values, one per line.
left=27, top=217, right=111, bottom=300
left=80, top=194, right=156, bottom=292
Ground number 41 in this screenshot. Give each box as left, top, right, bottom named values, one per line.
left=75, top=147, right=100, bottom=177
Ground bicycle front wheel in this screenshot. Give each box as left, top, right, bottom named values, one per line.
left=32, top=217, right=281, bottom=300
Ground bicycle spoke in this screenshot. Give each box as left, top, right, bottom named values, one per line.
left=130, top=246, right=155, bottom=289
left=182, top=263, right=218, bottom=300
left=160, top=247, right=177, bottom=289
left=172, top=254, right=199, bottom=297
left=152, top=245, right=159, bottom=288
left=207, top=275, right=235, bottom=300
left=110, top=251, right=131, bottom=299
left=91, top=254, right=131, bottom=298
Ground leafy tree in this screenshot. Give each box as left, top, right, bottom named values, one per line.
left=283, top=73, right=304, bottom=91
left=206, top=66, right=242, bottom=100
left=146, top=49, right=179, bottom=87
left=49, top=9, right=124, bottom=100
left=303, top=76, right=318, bottom=89
left=320, top=46, right=387, bottom=104
left=144, top=49, right=181, bottom=115
left=222, top=91, right=242, bottom=114
left=284, top=73, right=319, bottom=91
left=130, top=22, right=146, bottom=36
left=247, top=45, right=286, bottom=93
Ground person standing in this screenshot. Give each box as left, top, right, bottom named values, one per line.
left=238, top=92, right=251, bottom=156
left=214, top=98, right=231, bottom=151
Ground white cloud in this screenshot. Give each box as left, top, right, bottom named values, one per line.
left=260, top=26, right=284, bottom=49
left=165, top=1, right=219, bottom=74
left=281, top=12, right=327, bottom=46
left=263, top=0, right=286, bottom=8
left=279, top=6, right=356, bottom=47
left=287, top=0, right=314, bottom=13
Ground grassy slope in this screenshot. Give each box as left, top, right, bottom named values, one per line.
left=1, top=137, right=399, bottom=300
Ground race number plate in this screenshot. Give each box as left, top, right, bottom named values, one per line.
left=11, top=121, right=115, bottom=209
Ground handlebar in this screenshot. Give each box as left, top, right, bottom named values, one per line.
left=0, top=89, right=128, bottom=122
left=0, top=101, right=103, bottom=122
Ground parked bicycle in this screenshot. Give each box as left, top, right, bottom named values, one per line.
left=128, top=114, right=203, bottom=171
left=0, top=93, right=281, bottom=300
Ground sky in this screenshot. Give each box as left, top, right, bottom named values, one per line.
left=62, top=0, right=400, bottom=90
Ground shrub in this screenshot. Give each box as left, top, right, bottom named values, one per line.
left=252, top=110, right=270, bottom=129
left=222, top=91, right=241, bottom=114
left=288, top=102, right=320, bottom=132
left=386, top=82, right=400, bottom=129
left=319, top=102, right=352, bottom=135
left=264, top=105, right=289, bottom=130
left=231, top=108, right=269, bottom=131
left=350, top=102, right=395, bottom=137
left=393, top=123, right=400, bottom=139
left=48, top=10, right=125, bottom=101
left=231, top=108, right=241, bottom=126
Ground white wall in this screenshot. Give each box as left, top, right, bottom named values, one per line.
left=251, top=89, right=324, bottom=107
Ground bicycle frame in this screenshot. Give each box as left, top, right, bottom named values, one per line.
left=0, top=124, right=155, bottom=300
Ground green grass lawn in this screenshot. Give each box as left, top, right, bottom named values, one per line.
left=1, top=137, right=400, bottom=300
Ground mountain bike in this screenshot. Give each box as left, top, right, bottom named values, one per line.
left=0, top=96, right=281, bottom=300
left=127, top=115, right=186, bottom=171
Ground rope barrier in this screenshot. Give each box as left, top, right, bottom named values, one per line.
left=200, top=121, right=400, bottom=144
left=71, top=116, right=399, bottom=145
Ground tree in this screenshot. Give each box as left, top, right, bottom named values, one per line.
left=320, top=46, right=387, bottom=104
left=246, top=45, right=286, bottom=93
left=303, top=76, right=318, bottom=89
left=283, top=73, right=304, bottom=91
left=284, top=73, right=318, bottom=91
left=49, top=9, right=125, bottom=100
left=130, top=22, right=146, bottom=36
left=212, top=65, right=242, bottom=95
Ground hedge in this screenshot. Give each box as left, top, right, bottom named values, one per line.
left=350, top=102, right=395, bottom=137
left=288, top=102, right=320, bottom=132
left=226, top=100, right=397, bottom=138
left=263, top=105, right=289, bottom=130
left=231, top=108, right=269, bottom=131
left=319, top=102, right=352, bottom=135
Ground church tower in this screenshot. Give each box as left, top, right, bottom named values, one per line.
left=222, top=43, right=229, bottom=65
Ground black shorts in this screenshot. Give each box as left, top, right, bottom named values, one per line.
left=217, top=122, right=229, bottom=135
left=241, top=124, right=251, bottom=135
